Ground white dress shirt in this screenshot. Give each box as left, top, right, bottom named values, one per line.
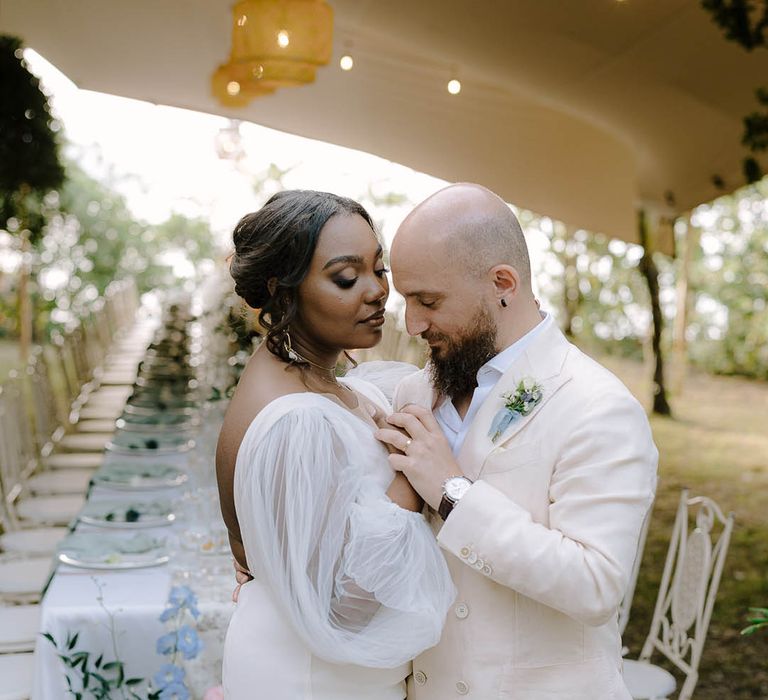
left=435, top=313, right=552, bottom=454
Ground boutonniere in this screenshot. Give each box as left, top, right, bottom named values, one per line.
left=488, top=377, right=543, bottom=442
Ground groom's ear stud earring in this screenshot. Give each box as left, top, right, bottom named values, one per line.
left=500, top=298, right=507, bottom=308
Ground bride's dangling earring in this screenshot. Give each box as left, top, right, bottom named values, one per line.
left=283, top=330, right=301, bottom=363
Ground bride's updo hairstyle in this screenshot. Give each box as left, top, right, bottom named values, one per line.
left=230, top=190, right=377, bottom=363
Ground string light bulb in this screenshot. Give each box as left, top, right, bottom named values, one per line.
left=226, top=81, right=241, bottom=96
left=340, top=54, right=354, bottom=71
left=447, top=78, right=462, bottom=95
left=277, top=30, right=290, bottom=48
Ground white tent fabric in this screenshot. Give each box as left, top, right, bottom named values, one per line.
left=2, top=0, right=767, bottom=244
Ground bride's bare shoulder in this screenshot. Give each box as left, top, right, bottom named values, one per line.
left=228, top=346, right=306, bottom=425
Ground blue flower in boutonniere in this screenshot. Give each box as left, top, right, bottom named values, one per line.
left=488, top=377, right=543, bottom=442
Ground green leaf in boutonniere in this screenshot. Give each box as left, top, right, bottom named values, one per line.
left=488, top=377, right=543, bottom=442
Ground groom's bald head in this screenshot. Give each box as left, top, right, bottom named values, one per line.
left=391, top=183, right=531, bottom=289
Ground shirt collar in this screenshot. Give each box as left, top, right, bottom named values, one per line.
left=477, top=312, right=551, bottom=385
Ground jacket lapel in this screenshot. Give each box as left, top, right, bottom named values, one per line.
left=457, top=323, right=573, bottom=480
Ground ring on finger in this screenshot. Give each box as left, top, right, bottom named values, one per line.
left=404, top=438, right=412, bottom=453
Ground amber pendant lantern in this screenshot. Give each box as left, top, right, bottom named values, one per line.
left=212, top=0, right=334, bottom=107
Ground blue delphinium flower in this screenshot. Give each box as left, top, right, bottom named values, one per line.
left=153, top=664, right=186, bottom=689
left=159, top=681, right=190, bottom=700
left=160, top=585, right=200, bottom=621
left=156, top=631, right=177, bottom=656
left=176, top=625, right=203, bottom=660
left=159, top=606, right=177, bottom=623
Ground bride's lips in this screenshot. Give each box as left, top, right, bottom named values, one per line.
left=360, top=309, right=386, bottom=327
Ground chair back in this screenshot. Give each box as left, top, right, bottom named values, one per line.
left=619, top=499, right=654, bottom=636
left=0, top=382, right=28, bottom=530
left=639, top=489, right=734, bottom=700
left=88, top=298, right=112, bottom=363
left=50, top=331, right=83, bottom=414
left=26, top=347, right=66, bottom=456
left=4, top=372, right=38, bottom=478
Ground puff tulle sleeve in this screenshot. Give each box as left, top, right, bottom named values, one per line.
left=234, top=394, right=455, bottom=668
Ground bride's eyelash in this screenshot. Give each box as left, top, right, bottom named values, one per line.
left=335, top=268, right=388, bottom=289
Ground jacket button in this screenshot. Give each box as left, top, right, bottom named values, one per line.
left=455, top=602, right=469, bottom=619
left=460, top=546, right=470, bottom=559
left=467, top=551, right=478, bottom=565
left=474, top=558, right=484, bottom=570
left=456, top=680, right=469, bottom=694
left=414, top=670, right=427, bottom=685
left=482, top=564, right=493, bottom=576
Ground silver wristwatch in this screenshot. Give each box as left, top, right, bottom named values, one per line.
left=438, top=476, right=473, bottom=520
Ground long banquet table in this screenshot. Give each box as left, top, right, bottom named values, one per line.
left=31, top=313, right=238, bottom=699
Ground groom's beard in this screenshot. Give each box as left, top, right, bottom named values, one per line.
left=426, top=305, right=498, bottom=401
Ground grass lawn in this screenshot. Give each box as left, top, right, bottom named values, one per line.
left=599, top=354, right=768, bottom=699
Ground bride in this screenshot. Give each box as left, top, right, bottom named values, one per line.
left=216, top=190, right=455, bottom=700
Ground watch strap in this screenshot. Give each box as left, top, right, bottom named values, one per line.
left=438, top=492, right=455, bottom=521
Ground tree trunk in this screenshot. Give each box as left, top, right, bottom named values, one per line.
left=563, top=226, right=580, bottom=338
left=671, top=219, right=697, bottom=394
left=18, top=228, right=33, bottom=362
left=637, top=210, right=672, bottom=416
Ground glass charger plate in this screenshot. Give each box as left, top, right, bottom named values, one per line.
left=125, top=396, right=200, bottom=411
left=79, top=500, right=176, bottom=528
left=92, top=465, right=188, bottom=490
left=123, top=404, right=197, bottom=417
left=115, top=415, right=198, bottom=433
left=58, top=551, right=170, bottom=570
left=57, top=533, right=169, bottom=569
left=105, top=434, right=195, bottom=455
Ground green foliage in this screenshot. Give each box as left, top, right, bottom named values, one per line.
left=688, top=181, right=768, bottom=379
left=701, top=0, right=768, bottom=51
left=535, top=217, right=651, bottom=361
left=0, top=35, right=65, bottom=244
left=742, top=607, right=768, bottom=635
left=742, top=87, right=768, bottom=182
left=0, top=35, right=64, bottom=194
left=44, top=631, right=152, bottom=699
left=29, top=157, right=216, bottom=334
left=700, top=2, right=768, bottom=182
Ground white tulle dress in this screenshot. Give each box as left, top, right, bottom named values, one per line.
left=222, top=368, right=455, bottom=700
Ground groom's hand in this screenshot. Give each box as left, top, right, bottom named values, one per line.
left=375, top=404, right=464, bottom=510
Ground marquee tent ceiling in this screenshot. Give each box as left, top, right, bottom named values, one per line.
left=2, top=0, right=767, bottom=246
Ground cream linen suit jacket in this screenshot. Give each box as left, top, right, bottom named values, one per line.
left=394, top=322, right=658, bottom=700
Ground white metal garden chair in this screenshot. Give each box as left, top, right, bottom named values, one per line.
left=0, top=604, right=41, bottom=654
left=623, top=489, right=734, bottom=700
left=0, top=376, right=93, bottom=498
left=26, top=348, right=113, bottom=454
left=0, top=652, right=34, bottom=700
left=0, top=385, right=84, bottom=534
left=0, top=554, right=53, bottom=605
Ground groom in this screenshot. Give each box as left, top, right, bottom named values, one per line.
left=375, top=183, right=658, bottom=699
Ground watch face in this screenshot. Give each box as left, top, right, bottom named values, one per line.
left=445, top=477, right=471, bottom=501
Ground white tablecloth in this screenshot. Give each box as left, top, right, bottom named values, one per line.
left=31, top=449, right=235, bottom=699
